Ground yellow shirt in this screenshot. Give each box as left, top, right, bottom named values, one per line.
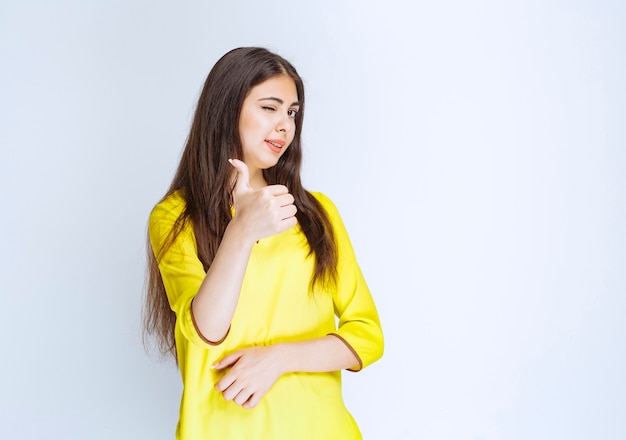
left=149, top=191, right=383, bottom=440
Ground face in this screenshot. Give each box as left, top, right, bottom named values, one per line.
left=238, top=74, right=299, bottom=176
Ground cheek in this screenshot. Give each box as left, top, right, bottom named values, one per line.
left=239, top=119, right=260, bottom=148
left=239, top=108, right=260, bottom=131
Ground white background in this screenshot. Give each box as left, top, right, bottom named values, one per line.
left=1, top=1, right=624, bottom=439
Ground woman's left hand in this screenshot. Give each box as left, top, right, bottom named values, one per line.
left=212, top=345, right=287, bottom=409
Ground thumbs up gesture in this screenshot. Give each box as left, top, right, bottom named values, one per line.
left=229, top=159, right=298, bottom=243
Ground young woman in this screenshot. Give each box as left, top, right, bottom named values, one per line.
left=145, top=47, right=383, bottom=439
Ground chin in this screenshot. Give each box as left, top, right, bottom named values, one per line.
left=260, top=156, right=282, bottom=169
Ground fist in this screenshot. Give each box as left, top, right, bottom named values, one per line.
left=229, top=159, right=298, bottom=242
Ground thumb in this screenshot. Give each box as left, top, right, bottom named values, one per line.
left=211, top=352, right=241, bottom=370
left=229, top=159, right=251, bottom=194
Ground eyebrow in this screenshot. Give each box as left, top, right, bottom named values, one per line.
left=258, top=97, right=300, bottom=107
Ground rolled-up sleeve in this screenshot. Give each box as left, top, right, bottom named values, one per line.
left=148, top=195, right=225, bottom=349
left=316, top=193, right=384, bottom=372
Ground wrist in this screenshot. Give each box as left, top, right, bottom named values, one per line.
left=224, top=218, right=257, bottom=248
left=273, top=342, right=295, bottom=375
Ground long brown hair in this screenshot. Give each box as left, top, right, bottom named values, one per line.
left=144, top=47, right=338, bottom=358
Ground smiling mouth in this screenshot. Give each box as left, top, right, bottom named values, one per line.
left=265, top=140, right=284, bottom=153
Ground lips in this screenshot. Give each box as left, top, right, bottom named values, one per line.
left=265, top=139, right=285, bottom=153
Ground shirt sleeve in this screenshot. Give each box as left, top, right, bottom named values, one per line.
left=148, top=195, right=226, bottom=349
left=315, top=193, right=384, bottom=372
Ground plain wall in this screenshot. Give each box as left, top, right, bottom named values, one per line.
left=1, top=1, right=624, bottom=438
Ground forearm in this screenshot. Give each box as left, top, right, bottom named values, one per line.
left=191, top=220, right=255, bottom=342
left=277, top=335, right=360, bottom=374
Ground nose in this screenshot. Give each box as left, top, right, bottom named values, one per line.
left=276, top=114, right=289, bottom=133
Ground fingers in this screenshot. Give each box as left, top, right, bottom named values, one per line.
left=279, top=205, right=297, bottom=222
left=281, top=215, right=298, bottom=230
left=242, top=394, right=261, bottom=409
left=212, top=352, right=240, bottom=370
left=225, top=386, right=258, bottom=408
left=212, top=346, right=281, bottom=410
left=265, top=184, right=290, bottom=196
left=215, top=376, right=263, bottom=409
left=220, top=379, right=243, bottom=402
left=227, top=159, right=297, bottom=240
left=214, top=359, right=257, bottom=408
left=234, top=390, right=253, bottom=407
left=274, top=192, right=295, bottom=207
left=218, top=381, right=258, bottom=409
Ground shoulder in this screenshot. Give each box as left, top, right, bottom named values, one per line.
left=148, top=190, right=192, bottom=252
left=308, top=191, right=345, bottom=227
left=309, top=191, right=339, bottom=214
left=149, top=190, right=187, bottom=228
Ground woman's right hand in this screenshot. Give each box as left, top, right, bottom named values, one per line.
left=229, top=159, right=297, bottom=243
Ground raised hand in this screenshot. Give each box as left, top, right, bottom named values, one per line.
left=229, top=159, right=298, bottom=243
